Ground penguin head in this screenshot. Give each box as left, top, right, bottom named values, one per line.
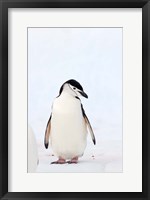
left=59, top=79, right=88, bottom=98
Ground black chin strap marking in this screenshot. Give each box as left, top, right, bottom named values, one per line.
left=75, top=96, right=80, bottom=100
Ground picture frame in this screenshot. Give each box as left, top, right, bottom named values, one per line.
left=0, top=0, right=150, bottom=199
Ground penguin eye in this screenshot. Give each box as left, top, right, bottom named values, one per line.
left=73, top=87, right=76, bottom=90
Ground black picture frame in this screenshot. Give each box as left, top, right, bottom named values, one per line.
left=0, top=0, right=150, bottom=199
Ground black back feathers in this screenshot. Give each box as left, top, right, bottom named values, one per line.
left=81, top=104, right=96, bottom=145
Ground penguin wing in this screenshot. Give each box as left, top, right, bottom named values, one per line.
left=44, top=115, right=51, bottom=149
left=81, top=104, right=96, bottom=145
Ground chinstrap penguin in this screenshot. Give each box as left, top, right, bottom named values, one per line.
left=44, top=79, right=96, bottom=164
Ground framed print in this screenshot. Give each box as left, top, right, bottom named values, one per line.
left=0, top=0, right=150, bottom=199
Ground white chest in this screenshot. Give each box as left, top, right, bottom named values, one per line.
left=53, top=94, right=81, bottom=114
left=50, top=95, right=87, bottom=159
left=51, top=95, right=83, bottom=129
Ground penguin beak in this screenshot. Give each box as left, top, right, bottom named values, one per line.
left=79, top=90, right=88, bottom=98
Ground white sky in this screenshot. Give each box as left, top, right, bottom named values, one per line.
left=28, top=28, right=122, bottom=141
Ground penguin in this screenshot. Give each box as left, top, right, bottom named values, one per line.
left=44, top=79, right=96, bottom=164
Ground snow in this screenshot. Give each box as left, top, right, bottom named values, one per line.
left=28, top=28, right=123, bottom=173
left=30, top=125, right=122, bottom=173
left=36, top=138, right=122, bottom=173
left=27, top=126, right=39, bottom=172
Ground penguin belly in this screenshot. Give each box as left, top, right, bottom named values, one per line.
left=50, top=98, right=87, bottom=159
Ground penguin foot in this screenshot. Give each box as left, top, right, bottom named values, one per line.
left=51, top=158, right=66, bottom=164
left=68, top=157, right=78, bottom=164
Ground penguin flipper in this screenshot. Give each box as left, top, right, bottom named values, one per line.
left=44, top=115, right=51, bottom=149
left=81, top=104, right=96, bottom=145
